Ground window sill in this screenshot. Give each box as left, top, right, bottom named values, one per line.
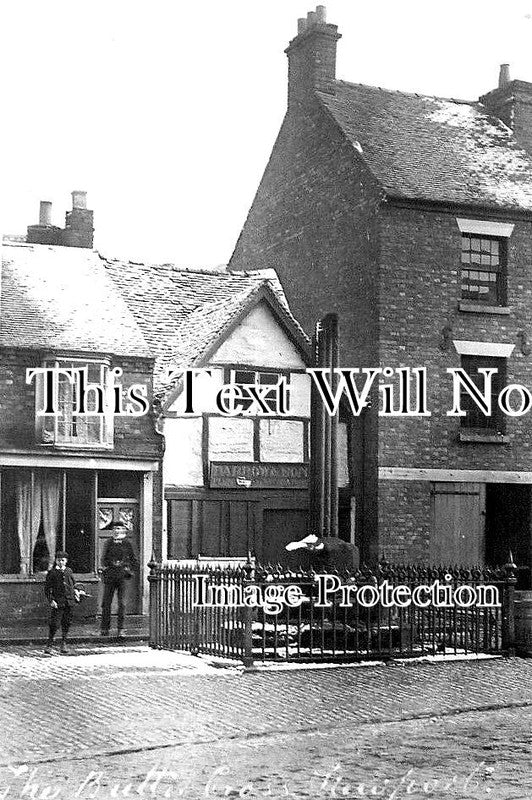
left=0, top=573, right=100, bottom=582
left=458, top=302, right=511, bottom=315
left=37, top=442, right=114, bottom=451
left=458, top=430, right=509, bottom=444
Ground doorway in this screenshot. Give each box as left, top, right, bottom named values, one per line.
left=97, top=501, right=140, bottom=614
left=485, top=484, right=531, bottom=588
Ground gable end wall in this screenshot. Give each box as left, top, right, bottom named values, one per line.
left=230, top=95, right=384, bottom=563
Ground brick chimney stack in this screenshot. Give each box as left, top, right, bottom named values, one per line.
left=63, top=191, right=94, bottom=248
left=285, top=6, right=341, bottom=109
left=26, top=191, right=94, bottom=248
left=480, top=65, right=532, bottom=156
left=27, top=200, right=63, bottom=245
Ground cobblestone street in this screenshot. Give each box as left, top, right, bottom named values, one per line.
left=1, top=647, right=532, bottom=799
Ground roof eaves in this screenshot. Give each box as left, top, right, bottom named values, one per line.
left=384, top=193, right=532, bottom=219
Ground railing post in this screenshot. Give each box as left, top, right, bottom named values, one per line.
left=191, top=568, right=200, bottom=656
left=242, top=553, right=255, bottom=668
left=147, top=552, right=159, bottom=648
left=502, top=552, right=517, bottom=656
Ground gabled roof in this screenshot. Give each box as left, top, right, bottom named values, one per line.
left=1, top=241, right=151, bottom=357
left=157, top=282, right=311, bottom=408
left=317, top=81, right=532, bottom=212
left=103, top=260, right=309, bottom=399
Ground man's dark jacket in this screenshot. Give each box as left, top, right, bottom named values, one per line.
left=101, top=538, right=138, bottom=583
left=44, top=566, right=78, bottom=607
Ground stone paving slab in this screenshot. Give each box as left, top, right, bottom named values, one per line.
left=1, top=649, right=532, bottom=767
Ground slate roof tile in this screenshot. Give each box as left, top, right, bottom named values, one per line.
left=1, top=242, right=306, bottom=400
left=103, top=260, right=302, bottom=394
left=1, top=242, right=151, bottom=357
left=318, top=81, right=532, bottom=211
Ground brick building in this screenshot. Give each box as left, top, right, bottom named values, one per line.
left=231, top=7, right=532, bottom=578
left=0, top=195, right=162, bottom=624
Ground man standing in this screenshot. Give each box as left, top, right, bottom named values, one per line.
left=100, top=522, right=138, bottom=638
left=44, top=551, right=80, bottom=655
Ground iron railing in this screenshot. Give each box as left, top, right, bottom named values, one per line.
left=148, top=558, right=516, bottom=666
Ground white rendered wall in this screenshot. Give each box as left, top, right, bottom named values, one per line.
left=210, top=305, right=306, bottom=369
left=163, top=302, right=316, bottom=489
left=209, top=417, right=254, bottom=461
left=167, top=368, right=224, bottom=415
left=163, top=417, right=204, bottom=486
left=259, top=419, right=304, bottom=462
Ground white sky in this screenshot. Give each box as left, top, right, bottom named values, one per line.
left=2, top=0, right=532, bottom=267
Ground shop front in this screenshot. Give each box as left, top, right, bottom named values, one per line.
left=0, top=457, right=157, bottom=624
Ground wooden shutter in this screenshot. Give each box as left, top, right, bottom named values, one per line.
left=430, top=482, right=485, bottom=565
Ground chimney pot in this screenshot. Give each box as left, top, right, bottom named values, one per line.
left=71, top=190, right=87, bottom=210
left=39, top=201, right=53, bottom=226
left=315, top=5, right=326, bottom=23
left=499, top=64, right=511, bottom=89
left=297, top=17, right=307, bottom=34
left=285, top=9, right=341, bottom=108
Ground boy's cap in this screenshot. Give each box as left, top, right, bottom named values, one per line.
left=55, top=551, right=69, bottom=559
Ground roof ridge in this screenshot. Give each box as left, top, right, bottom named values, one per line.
left=331, top=79, right=475, bottom=106
left=101, top=255, right=229, bottom=275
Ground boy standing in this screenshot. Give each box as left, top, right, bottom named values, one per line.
left=44, top=551, right=80, bottom=655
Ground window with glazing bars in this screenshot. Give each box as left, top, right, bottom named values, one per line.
left=460, top=355, right=505, bottom=432
left=229, top=369, right=290, bottom=413
left=461, top=234, right=506, bottom=305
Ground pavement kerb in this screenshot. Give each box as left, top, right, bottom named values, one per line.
left=239, top=652, right=503, bottom=673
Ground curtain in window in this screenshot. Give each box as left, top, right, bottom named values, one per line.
left=98, top=507, right=113, bottom=530
left=15, top=476, right=42, bottom=575
left=41, top=472, right=61, bottom=561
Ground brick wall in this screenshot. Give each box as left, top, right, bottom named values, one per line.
left=231, top=88, right=532, bottom=565
left=0, top=350, right=38, bottom=447
left=480, top=81, right=532, bottom=157
left=231, top=96, right=384, bottom=562
left=0, top=351, right=161, bottom=460
left=379, top=204, right=532, bottom=472
left=379, top=480, right=431, bottom=562
left=0, top=577, right=99, bottom=624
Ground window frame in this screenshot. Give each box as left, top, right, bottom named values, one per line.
left=35, top=356, right=114, bottom=449
left=459, top=354, right=506, bottom=434
left=225, top=367, right=292, bottom=415
left=460, top=233, right=507, bottom=307
left=0, top=467, right=98, bottom=578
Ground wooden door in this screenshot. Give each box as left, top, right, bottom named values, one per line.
left=97, top=502, right=140, bottom=614
left=430, top=483, right=485, bottom=565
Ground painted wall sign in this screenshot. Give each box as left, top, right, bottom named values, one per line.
left=209, top=461, right=309, bottom=489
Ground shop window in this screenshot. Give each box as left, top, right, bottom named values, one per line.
left=0, top=471, right=21, bottom=574
left=0, top=468, right=95, bottom=575
left=36, top=359, right=113, bottom=448
left=65, top=471, right=95, bottom=573
left=0, top=469, right=63, bottom=574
